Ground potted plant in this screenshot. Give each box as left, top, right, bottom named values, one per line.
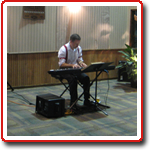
left=116, top=44, right=137, bottom=88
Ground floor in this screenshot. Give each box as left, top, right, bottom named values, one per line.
left=7, top=79, right=137, bottom=137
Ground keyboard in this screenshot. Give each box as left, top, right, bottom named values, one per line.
left=48, top=68, right=81, bottom=75
left=48, top=62, right=115, bottom=76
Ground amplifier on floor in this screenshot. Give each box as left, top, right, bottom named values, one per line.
left=36, top=93, right=65, bottom=118
left=118, top=61, right=128, bottom=81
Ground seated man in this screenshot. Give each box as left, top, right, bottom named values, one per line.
left=58, top=33, right=91, bottom=107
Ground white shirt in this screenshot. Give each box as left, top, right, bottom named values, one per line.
left=58, top=42, right=83, bottom=67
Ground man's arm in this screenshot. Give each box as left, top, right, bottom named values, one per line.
left=77, top=46, right=87, bottom=68
left=60, top=63, right=73, bottom=68
left=61, top=63, right=80, bottom=68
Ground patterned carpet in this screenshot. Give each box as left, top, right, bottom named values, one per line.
left=7, top=79, right=137, bottom=136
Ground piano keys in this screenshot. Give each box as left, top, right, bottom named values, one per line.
left=48, top=68, right=81, bottom=76
left=48, top=62, right=115, bottom=76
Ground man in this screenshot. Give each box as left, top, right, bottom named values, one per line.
left=58, top=34, right=91, bottom=107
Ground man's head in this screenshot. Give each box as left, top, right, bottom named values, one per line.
left=70, top=34, right=81, bottom=49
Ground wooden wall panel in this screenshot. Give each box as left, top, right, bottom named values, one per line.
left=7, top=49, right=124, bottom=88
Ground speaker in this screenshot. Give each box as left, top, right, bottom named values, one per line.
left=36, top=93, right=65, bottom=118
left=118, top=61, right=128, bottom=81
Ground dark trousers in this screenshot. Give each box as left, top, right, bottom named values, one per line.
left=61, top=73, right=90, bottom=105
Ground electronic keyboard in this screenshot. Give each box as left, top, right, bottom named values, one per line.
left=48, top=62, right=115, bottom=76
left=48, top=68, right=81, bottom=76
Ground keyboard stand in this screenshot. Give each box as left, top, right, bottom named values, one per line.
left=48, top=62, right=115, bottom=116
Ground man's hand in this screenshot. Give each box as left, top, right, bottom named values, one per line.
left=80, top=63, right=87, bottom=68
left=78, top=61, right=87, bottom=68
left=72, top=64, right=81, bottom=68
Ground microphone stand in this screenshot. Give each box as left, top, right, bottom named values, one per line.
left=7, top=81, right=14, bottom=91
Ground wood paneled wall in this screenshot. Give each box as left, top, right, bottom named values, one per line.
left=7, top=49, right=124, bottom=88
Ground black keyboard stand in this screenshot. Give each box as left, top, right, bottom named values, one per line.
left=48, top=62, right=115, bottom=116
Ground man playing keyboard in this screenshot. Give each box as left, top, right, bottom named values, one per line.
left=58, top=34, right=91, bottom=107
